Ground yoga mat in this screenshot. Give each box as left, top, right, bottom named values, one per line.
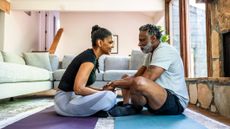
left=115, top=114, right=208, bottom=129
left=3, top=107, right=98, bottom=129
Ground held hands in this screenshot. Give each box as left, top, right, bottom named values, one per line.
left=103, top=81, right=115, bottom=92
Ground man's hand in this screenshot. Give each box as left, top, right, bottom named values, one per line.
left=103, top=81, right=115, bottom=91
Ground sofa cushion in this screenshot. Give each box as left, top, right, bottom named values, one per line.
left=1, top=51, right=26, bottom=65
left=96, top=71, right=104, bottom=81
left=0, top=51, right=3, bottom=62
left=53, top=69, right=65, bottom=81
left=0, top=62, right=52, bottom=83
left=129, top=50, right=145, bottom=70
left=49, top=54, right=59, bottom=71
left=103, top=70, right=137, bottom=81
left=53, top=69, right=104, bottom=81
left=23, top=52, right=52, bottom=71
left=98, top=55, right=107, bottom=72
left=104, top=56, right=130, bottom=71
left=62, top=55, right=75, bottom=69
left=54, top=81, right=60, bottom=89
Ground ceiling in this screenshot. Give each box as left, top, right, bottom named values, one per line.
left=10, top=0, right=165, bottom=12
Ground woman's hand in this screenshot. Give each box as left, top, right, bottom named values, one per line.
left=103, top=81, right=115, bottom=91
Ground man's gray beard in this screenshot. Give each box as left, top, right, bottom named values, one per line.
left=141, top=42, right=152, bottom=54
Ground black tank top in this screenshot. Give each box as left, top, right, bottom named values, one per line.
left=58, top=49, right=98, bottom=92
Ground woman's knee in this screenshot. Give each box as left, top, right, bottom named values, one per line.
left=99, top=91, right=116, bottom=110
left=103, top=91, right=117, bottom=103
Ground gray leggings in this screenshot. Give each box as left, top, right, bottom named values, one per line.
left=54, top=90, right=117, bottom=117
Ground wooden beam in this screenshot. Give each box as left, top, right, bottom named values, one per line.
left=196, top=0, right=206, bottom=3
left=165, top=0, right=172, bottom=3
left=196, top=0, right=213, bottom=3
left=0, top=0, right=10, bottom=14
left=206, top=2, right=212, bottom=77
left=165, top=0, right=171, bottom=39
left=179, top=0, right=189, bottom=77
left=48, top=28, right=64, bottom=54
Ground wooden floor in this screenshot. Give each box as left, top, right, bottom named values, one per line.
left=188, top=104, right=230, bottom=126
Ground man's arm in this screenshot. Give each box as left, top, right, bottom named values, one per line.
left=142, top=65, right=165, bottom=81
left=103, top=66, right=147, bottom=90
left=133, top=66, right=147, bottom=77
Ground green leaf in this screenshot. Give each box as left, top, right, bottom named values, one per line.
left=161, top=34, right=169, bottom=42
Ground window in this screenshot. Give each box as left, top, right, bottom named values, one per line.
left=169, top=0, right=207, bottom=77
left=170, top=0, right=180, bottom=54
left=188, top=0, right=207, bottom=77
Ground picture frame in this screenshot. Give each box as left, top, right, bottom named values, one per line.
left=112, top=35, right=118, bottom=54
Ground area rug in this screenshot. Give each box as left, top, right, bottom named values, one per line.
left=0, top=97, right=54, bottom=128
left=114, top=113, right=208, bottom=129
left=3, top=107, right=98, bottom=129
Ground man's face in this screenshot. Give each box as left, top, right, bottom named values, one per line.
left=138, top=31, right=152, bottom=53
left=138, top=31, right=151, bottom=51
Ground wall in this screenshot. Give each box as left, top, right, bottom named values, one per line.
left=0, top=12, right=4, bottom=50
left=208, top=0, right=230, bottom=77
left=3, top=11, right=39, bottom=54
left=56, top=12, right=164, bottom=58
left=38, top=11, right=60, bottom=51
left=186, top=77, right=230, bottom=118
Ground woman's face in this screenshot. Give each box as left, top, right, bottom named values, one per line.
left=100, top=35, right=114, bottom=54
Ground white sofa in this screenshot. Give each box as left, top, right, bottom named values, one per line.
left=0, top=51, right=59, bottom=99
left=53, top=50, right=145, bottom=89
left=0, top=50, right=144, bottom=99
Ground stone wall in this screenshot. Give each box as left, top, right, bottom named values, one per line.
left=186, top=77, right=230, bottom=118
left=209, top=0, right=230, bottom=77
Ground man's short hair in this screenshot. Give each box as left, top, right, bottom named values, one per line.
left=139, top=24, right=162, bottom=40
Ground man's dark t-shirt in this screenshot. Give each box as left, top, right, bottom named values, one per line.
left=58, top=49, right=98, bottom=92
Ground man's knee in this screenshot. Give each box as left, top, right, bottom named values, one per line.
left=132, top=76, right=147, bottom=91
left=121, top=74, right=129, bottom=79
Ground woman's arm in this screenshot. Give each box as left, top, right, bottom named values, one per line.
left=103, top=75, right=136, bottom=91
left=88, top=86, right=103, bottom=91
left=73, top=62, right=100, bottom=96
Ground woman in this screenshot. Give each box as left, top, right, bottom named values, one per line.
left=54, top=25, right=117, bottom=117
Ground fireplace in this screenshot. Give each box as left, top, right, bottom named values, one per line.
left=223, top=32, right=230, bottom=77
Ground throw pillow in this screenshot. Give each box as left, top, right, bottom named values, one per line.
left=0, top=51, right=3, bottom=62
left=49, top=54, right=59, bottom=71
left=1, top=51, right=26, bottom=64
left=62, top=55, right=75, bottom=69
left=23, top=52, right=52, bottom=71
left=129, top=50, right=145, bottom=70
left=104, top=56, right=129, bottom=71
left=98, top=54, right=107, bottom=72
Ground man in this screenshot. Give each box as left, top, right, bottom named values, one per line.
left=104, top=24, right=189, bottom=116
